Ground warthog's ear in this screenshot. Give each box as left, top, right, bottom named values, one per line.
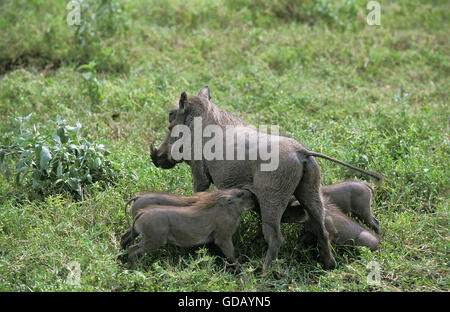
left=179, top=91, right=188, bottom=112
left=198, top=86, right=211, bottom=101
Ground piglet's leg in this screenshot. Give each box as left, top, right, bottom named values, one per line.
left=120, top=228, right=139, bottom=250
left=128, top=242, right=144, bottom=270
left=214, top=235, right=237, bottom=265
left=128, top=234, right=166, bottom=270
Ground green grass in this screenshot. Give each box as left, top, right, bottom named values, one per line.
left=0, top=0, right=448, bottom=291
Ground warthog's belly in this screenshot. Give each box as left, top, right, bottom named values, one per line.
left=168, top=232, right=214, bottom=247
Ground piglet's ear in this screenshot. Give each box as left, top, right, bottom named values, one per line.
left=179, top=91, right=187, bottom=111
left=197, top=86, right=211, bottom=101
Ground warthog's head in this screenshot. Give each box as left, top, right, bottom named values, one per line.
left=150, top=86, right=211, bottom=168
left=150, top=106, right=181, bottom=169
left=218, top=188, right=256, bottom=213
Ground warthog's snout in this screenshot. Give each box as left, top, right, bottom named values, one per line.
left=150, top=142, right=178, bottom=169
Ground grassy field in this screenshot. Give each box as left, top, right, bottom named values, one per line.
left=0, top=0, right=448, bottom=291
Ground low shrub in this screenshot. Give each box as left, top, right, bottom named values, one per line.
left=0, top=114, right=123, bottom=199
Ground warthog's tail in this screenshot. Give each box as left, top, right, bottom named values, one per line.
left=131, top=211, right=144, bottom=238
left=304, top=151, right=384, bottom=182
left=124, top=197, right=139, bottom=228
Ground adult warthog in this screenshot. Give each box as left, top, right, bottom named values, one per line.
left=150, top=86, right=382, bottom=270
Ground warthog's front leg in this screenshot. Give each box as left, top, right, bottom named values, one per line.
left=191, top=161, right=212, bottom=192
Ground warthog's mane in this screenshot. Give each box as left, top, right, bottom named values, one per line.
left=193, top=95, right=248, bottom=127
left=188, top=189, right=230, bottom=210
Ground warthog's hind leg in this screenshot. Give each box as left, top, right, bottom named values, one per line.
left=120, top=227, right=139, bottom=250
left=294, top=158, right=336, bottom=269
left=128, top=242, right=144, bottom=270
left=128, top=235, right=166, bottom=270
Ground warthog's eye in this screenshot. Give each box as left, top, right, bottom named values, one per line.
left=168, top=109, right=177, bottom=122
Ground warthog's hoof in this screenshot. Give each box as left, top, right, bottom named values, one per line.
left=225, top=261, right=238, bottom=267
left=322, top=257, right=337, bottom=270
